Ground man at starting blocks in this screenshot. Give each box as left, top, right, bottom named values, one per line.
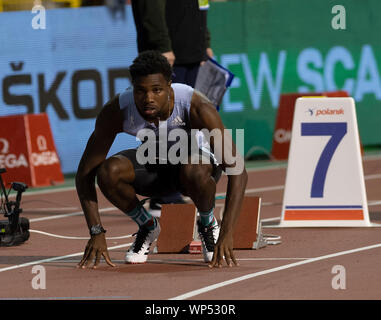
left=75, top=50, right=247, bottom=269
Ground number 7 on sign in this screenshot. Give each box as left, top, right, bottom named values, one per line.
left=301, top=122, right=347, bottom=198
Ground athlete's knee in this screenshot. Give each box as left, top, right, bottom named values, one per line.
left=179, top=163, right=213, bottom=189
left=97, top=156, right=134, bottom=190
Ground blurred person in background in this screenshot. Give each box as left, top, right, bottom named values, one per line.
left=81, top=0, right=105, bottom=5
left=131, top=0, right=214, bottom=217
left=81, top=0, right=127, bottom=18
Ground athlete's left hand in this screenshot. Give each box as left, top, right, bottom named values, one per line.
left=77, top=233, right=115, bottom=269
left=209, top=232, right=239, bottom=268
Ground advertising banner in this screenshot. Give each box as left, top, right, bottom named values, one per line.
left=1, top=2, right=381, bottom=173
left=0, top=5, right=139, bottom=173
left=209, top=0, right=381, bottom=158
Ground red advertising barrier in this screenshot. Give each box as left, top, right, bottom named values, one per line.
left=271, top=91, right=349, bottom=160
left=0, top=113, right=64, bottom=187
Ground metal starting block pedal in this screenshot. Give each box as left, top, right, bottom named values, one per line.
left=153, top=196, right=281, bottom=254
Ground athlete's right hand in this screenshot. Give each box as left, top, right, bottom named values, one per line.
left=77, top=233, right=116, bottom=269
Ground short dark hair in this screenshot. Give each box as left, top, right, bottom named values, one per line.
left=129, top=50, right=172, bottom=83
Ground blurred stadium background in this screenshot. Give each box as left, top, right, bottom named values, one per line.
left=0, top=0, right=380, bottom=179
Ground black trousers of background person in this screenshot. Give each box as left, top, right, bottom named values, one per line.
left=172, top=63, right=200, bottom=88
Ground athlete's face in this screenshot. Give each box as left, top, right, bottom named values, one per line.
left=133, top=73, right=171, bottom=122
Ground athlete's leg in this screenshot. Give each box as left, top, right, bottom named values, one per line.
left=179, top=160, right=221, bottom=262
left=96, top=151, right=161, bottom=263
left=179, top=161, right=216, bottom=218
left=96, top=155, right=138, bottom=212
left=96, top=153, right=156, bottom=229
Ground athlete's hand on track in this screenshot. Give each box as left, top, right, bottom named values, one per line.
left=77, top=233, right=115, bottom=269
left=209, top=232, right=239, bottom=268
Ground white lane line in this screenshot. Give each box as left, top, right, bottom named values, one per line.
left=29, top=187, right=284, bottom=224
left=369, top=200, right=381, bottom=206
left=23, top=169, right=381, bottom=223
left=237, top=257, right=309, bottom=261
left=29, top=212, right=84, bottom=222
left=29, top=207, right=117, bottom=223
left=246, top=164, right=286, bottom=172
left=261, top=217, right=281, bottom=222
left=6, top=154, right=381, bottom=199
left=215, top=172, right=381, bottom=198
left=0, top=162, right=284, bottom=199
left=364, top=173, right=381, bottom=180
left=28, top=230, right=89, bottom=240
left=0, top=242, right=133, bottom=273
left=0, top=296, right=132, bottom=300
left=15, top=170, right=381, bottom=201
left=7, top=165, right=284, bottom=199
left=216, top=185, right=284, bottom=197
left=26, top=207, right=79, bottom=212
left=169, top=242, right=381, bottom=300
left=154, top=257, right=304, bottom=262
left=363, top=153, right=381, bottom=161
left=14, top=186, right=78, bottom=197
left=29, top=229, right=133, bottom=240
left=150, top=257, right=309, bottom=262
left=41, top=257, right=310, bottom=264
left=28, top=190, right=381, bottom=225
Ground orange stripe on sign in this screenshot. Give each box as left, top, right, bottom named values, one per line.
left=284, top=210, right=364, bottom=220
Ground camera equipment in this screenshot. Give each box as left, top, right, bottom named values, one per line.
left=0, top=168, right=29, bottom=246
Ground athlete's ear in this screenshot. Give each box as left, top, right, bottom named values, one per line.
left=167, top=80, right=172, bottom=87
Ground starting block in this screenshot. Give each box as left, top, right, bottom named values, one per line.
left=232, top=196, right=264, bottom=249
left=154, top=196, right=280, bottom=254
left=155, top=203, right=197, bottom=253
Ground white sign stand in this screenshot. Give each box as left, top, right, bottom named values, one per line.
left=280, top=97, right=371, bottom=227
